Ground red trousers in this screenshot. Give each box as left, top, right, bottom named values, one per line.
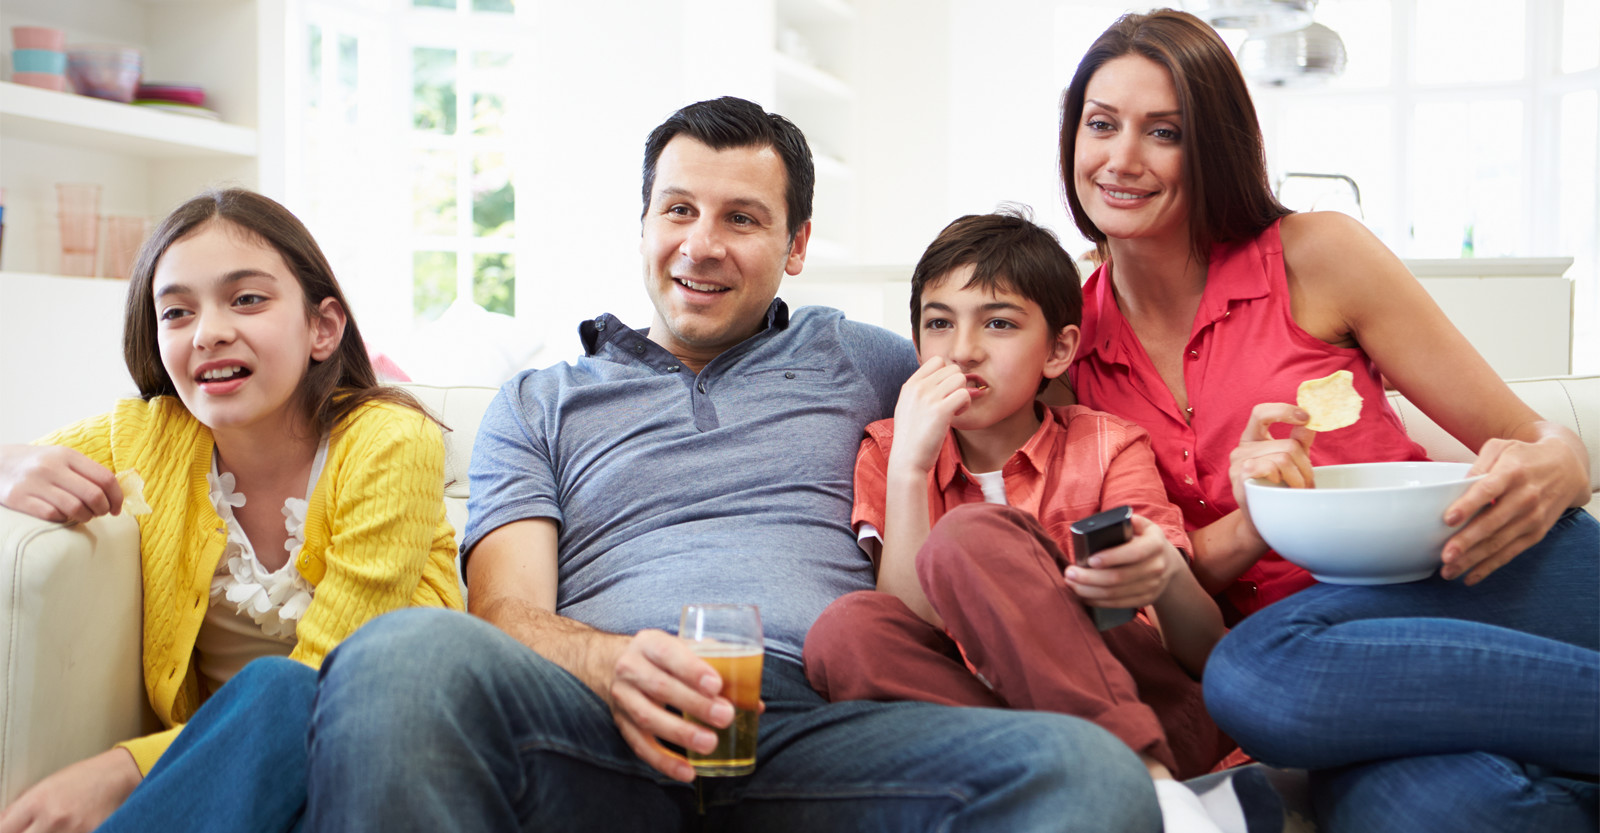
left=803, top=503, right=1235, bottom=779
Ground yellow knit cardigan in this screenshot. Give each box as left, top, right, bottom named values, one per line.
left=39, top=396, right=464, bottom=774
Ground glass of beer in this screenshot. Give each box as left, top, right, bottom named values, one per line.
left=678, top=603, right=763, bottom=777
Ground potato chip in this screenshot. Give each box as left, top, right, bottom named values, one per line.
left=1297, top=370, right=1363, bottom=432
left=115, top=469, right=153, bottom=516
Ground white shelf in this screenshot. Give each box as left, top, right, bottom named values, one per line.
left=0, top=81, right=257, bottom=159
left=773, top=52, right=855, bottom=102
left=776, top=0, right=856, bottom=27
left=813, top=153, right=852, bottom=180
left=1403, top=257, right=1574, bottom=279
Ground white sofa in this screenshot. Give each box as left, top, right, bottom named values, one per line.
left=2, top=377, right=1596, bottom=807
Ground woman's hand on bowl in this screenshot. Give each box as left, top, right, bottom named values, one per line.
left=1441, top=435, right=1590, bottom=585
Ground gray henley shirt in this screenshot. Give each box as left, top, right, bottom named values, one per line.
left=463, top=300, right=918, bottom=667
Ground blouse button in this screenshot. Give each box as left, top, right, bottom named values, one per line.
left=1198, top=499, right=1207, bottom=506
left=784, top=371, right=796, bottom=379
left=1188, top=350, right=1198, bottom=359
left=1184, top=476, right=1194, bottom=485
left=697, top=382, right=707, bottom=393
left=1183, top=449, right=1189, bottom=460
left=633, top=344, right=644, bottom=355
left=667, top=365, right=680, bottom=373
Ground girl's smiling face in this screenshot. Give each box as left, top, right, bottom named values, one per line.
left=152, top=220, right=344, bottom=442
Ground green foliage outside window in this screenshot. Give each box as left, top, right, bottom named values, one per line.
left=474, top=152, right=514, bottom=238
left=474, top=253, right=515, bottom=315
left=414, top=251, right=458, bottom=320
left=413, top=47, right=456, bottom=134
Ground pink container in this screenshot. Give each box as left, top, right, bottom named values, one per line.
left=57, top=183, right=102, bottom=277
left=102, top=215, right=151, bottom=280
left=11, top=71, right=68, bottom=92
left=66, top=45, right=142, bottom=103
left=12, top=26, right=65, bottom=51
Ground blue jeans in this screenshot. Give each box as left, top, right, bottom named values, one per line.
left=1204, top=508, right=1600, bottom=833
left=301, top=608, right=1160, bottom=832
left=96, top=657, right=315, bottom=833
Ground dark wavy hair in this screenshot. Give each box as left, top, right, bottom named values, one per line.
left=642, top=96, right=815, bottom=244
left=123, top=188, right=435, bottom=438
left=1060, top=8, right=1290, bottom=264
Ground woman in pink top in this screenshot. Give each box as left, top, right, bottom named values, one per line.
left=1051, top=9, right=1597, bottom=833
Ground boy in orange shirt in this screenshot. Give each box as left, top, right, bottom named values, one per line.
left=804, top=210, right=1267, bottom=833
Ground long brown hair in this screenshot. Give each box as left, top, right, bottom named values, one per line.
left=124, top=188, right=436, bottom=437
left=1059, top=8, right=1290, bottom=264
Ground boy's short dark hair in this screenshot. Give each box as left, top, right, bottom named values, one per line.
left=909, top=206, right=1084, bottom=344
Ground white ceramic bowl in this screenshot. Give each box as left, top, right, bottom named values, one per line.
left=1244, top=461, right=1482, bottom=585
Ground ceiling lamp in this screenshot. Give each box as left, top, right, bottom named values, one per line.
left=1183, top=0, right=1316, bottom=35
left=1235, top=22, right=1348, bottom=87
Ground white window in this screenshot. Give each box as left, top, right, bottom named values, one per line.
left=289, top=0, right=536, bottom=386
left=1251, top=0, right=1600, bottom=373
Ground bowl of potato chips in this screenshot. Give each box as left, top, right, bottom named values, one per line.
left=1244, top=461, right=1483, bottom=584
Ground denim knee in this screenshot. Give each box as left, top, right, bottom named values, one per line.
left=999, top=713, right=1160, bottom=831
left=226, top=656, right=317, bottom=719
left=1201, top=616, right=1309, bottom=764
left=1312, top=753, right=1599, bottom=833
left=317, top=608, right=517, bottom=709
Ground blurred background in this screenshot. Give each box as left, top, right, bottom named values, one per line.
left=1, top=0, right=1596, bottom=436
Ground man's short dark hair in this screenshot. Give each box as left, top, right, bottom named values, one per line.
left=642, top=96, right=815, bottom=243
left=909, top=206, right=1084, bottom=345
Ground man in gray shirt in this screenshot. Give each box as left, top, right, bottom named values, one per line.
left=301, top=96, right=1158, bottom=832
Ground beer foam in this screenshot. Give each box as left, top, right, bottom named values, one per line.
left=688, top=639, right=762, bottom=658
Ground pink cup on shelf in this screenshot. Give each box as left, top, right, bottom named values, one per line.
left=57, top=183, right=102, bottom=277
left=12, top=26, right=65, bottom=51
left=102, top=215, right=151, bottom=280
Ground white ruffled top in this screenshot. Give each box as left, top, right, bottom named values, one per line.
left=194, top=440, right=329, bottom=690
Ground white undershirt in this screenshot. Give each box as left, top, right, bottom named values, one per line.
left=858, top=469, right=1010, bottom=551
left=194, top=440, right=328, bottom=693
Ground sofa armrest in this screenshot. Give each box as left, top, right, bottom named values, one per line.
left=1386, top=374, right=1599, bottom=517
left=0, top=508, right=154, bottom=805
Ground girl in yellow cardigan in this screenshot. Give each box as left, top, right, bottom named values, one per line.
left=0, top=188, right=463, bottom=833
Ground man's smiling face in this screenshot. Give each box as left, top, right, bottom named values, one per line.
left=640, top=136, right=809, bottom=371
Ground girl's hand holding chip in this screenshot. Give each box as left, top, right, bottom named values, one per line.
left=1439, top=435, right=1590, bottom=585
left=0, top=444, right=124, bottom=524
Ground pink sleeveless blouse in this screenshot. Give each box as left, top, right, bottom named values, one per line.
left=1069, top=219, right=1429, bottom=618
